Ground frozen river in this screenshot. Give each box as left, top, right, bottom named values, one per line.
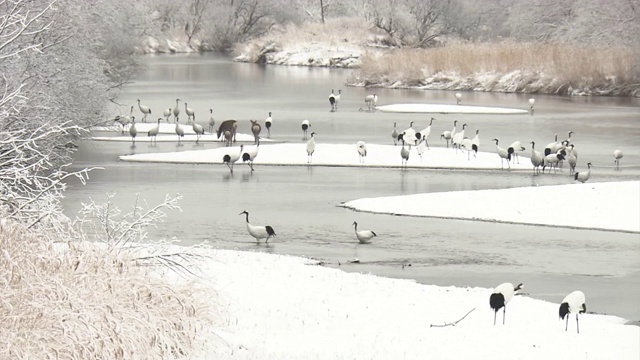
left=63, top=53, right=640, bottom=321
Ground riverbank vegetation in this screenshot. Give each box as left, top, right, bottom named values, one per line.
left=226, top=0, right=640, bottom=96
left=0, top=0, right=208, bottom=357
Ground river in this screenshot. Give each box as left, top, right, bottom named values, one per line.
left=63, top=52, right=640, bottom=322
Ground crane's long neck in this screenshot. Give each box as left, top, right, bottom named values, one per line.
left=243, top=212, right=250, bottom=223
left=353, top=223, right=358, bottom=232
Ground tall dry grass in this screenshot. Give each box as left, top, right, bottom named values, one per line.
left=0, top=195, right=212, bottom=359
left=351, top=42, right=639, bottom=96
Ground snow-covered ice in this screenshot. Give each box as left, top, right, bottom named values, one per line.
left=119, top=142, right=532, bottom=170
left=185, top=248, right=639, bottom=359
left=377, top=103, right=529, bottom=114
left=342, top=181, right=640, bottom=233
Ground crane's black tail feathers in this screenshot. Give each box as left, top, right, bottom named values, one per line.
left=490, top=293, right=505, bottom=311
left=266, top=226, right=276, bottom=237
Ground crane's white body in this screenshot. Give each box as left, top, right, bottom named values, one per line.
left=614, top=149, right=623, bottom=170
left=508, top=140, right=525, bottom=164
left=451, top=123, right=467, bottom=152
left=416, top=136, right=427, bottom=161
left=402, top=121, right=418, bottom=146
left=470, top=129, right=480, bottom=155
left=455, top=92, right=462, bottom=105
left=306, top=132, right=316, bottom=163
left=356, top=141, right=367, bottom=163
left=353, top=221, right=376, bottom=244
left=301, top=119, right=311, bottom=140
left=530, top=141, right=544, bottom=174
left=528, top=98, right=535, bottom=114
left=223, top=145, right=243, bottom=173
left=490, top=282, right=523, bottom=325
left=493, top=139, right=510, bottom=169
left=418, top=117, right=434, bottom=150
left=163, top=108, right=172, bottom=122
left=441, top=120, right=457, bottom=148
left=543, top=153, right=565, bottom=173
left=574, top=163, right=591, bottom=183
left=460, top=137, right=473, bottom=160
left=560, top=290, right=586, bottom=333
left=242, top=143, right=259, bottom=171
left=265, top=112, right=272, bottom=137
left=240, top=211, right=275, bottom=243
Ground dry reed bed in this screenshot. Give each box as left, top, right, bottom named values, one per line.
left=0, top=218, right=210, bottom=359
left=350, top=42, right=639, bottom=96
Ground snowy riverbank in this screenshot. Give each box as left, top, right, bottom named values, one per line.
left=186, top=246, right=639, bottom=359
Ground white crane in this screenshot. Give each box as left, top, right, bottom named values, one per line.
left=567, top=145, right=577, bottom=175
left=364, top=94, right=378, bottom=111
left=492, top=139, right=510, bottom=169
left=528, top=98, right=535, bottom=114
left=400, top=138, right=410, bottom=168
left=335, top=89, right=342, bottom=109
left=451, top=123, right=467, bottom=153
left=559, top=290, right=586, bottom=333
left=223, top=145, right=242, bottom=173
left=184, top=102, right=195, bottom=123
left=192, top=119, right=205, bottom=143
left=614, top=149, right=623, bottom=170
left=329, top=89, right=336, bottom=111
left=543, top=153, right=565, bottom=173
left=574, top=162, right=592, bottom=183
left=208, top=109, right=216, bottom=133
left=137, top=99, right=151, bottom=122
left=173, top=99, right=181, bottom=122
left=148, top=117, right=161, bottom=144
left=129, top=116, right=137, bottom=144
left=163, top=108, right=172, bottom=123
left=175, top=121, right=185, bottom=145
left=459, top=137, right=474, bottom=160
left=530, top=141, right=544, bottom=174
left=507, top=140, right=525, bottom=164
left=352, top=221, right=377, bottom=244
left=455, top=92, right=462, bottom=105
left=265, top=111, right=272, bottom=138
left=391, top=122, right=399, bottom=146
left=417, top=117, right=434, bottom=150
left=440, top=120, right=457, bottom=148
left=402, top=121, right=418, bottom=146
left=470, top=129, right=480, bottom=156
left=242, top=140, right=259, bottom=171
left=306, top=132, right=316, bottom=163
left=301, top=119, right=311, bottom=140
left=239, top=210, right=276, bottom=243
left=489, top=282, right=523, bottom=325
left=544, top=134, right=559, bottom=156
left=356, top=141, right=367, bottom=163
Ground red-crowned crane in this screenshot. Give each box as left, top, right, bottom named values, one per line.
left=352, top=221, right=376, bottom=244
left=301, top=119, right=311, bottom=140
left=489, top=282, right=523, bottom=325
left=614, top=150, right=623, bottom=170
left=239, top=210, right=276, bottom=243
left=574, top=162, right=592, bottom=183
left=559, top=290, right=586, bottom=333
left=306, top=132, right=316, bottom=163
left=357, top=141, right=367, bottom=163
left=265, top=111, right=272, bottom=138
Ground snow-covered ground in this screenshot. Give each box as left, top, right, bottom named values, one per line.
left=119, top=142, right=532, bottom=171
left=377, top=103, right=529, bottom=114
left=184, top=247, right=639, bottom=359
left=342, top=181, right=640, bottom=233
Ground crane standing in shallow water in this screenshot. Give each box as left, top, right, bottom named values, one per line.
left=239, top=210, right=276, bottom=243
